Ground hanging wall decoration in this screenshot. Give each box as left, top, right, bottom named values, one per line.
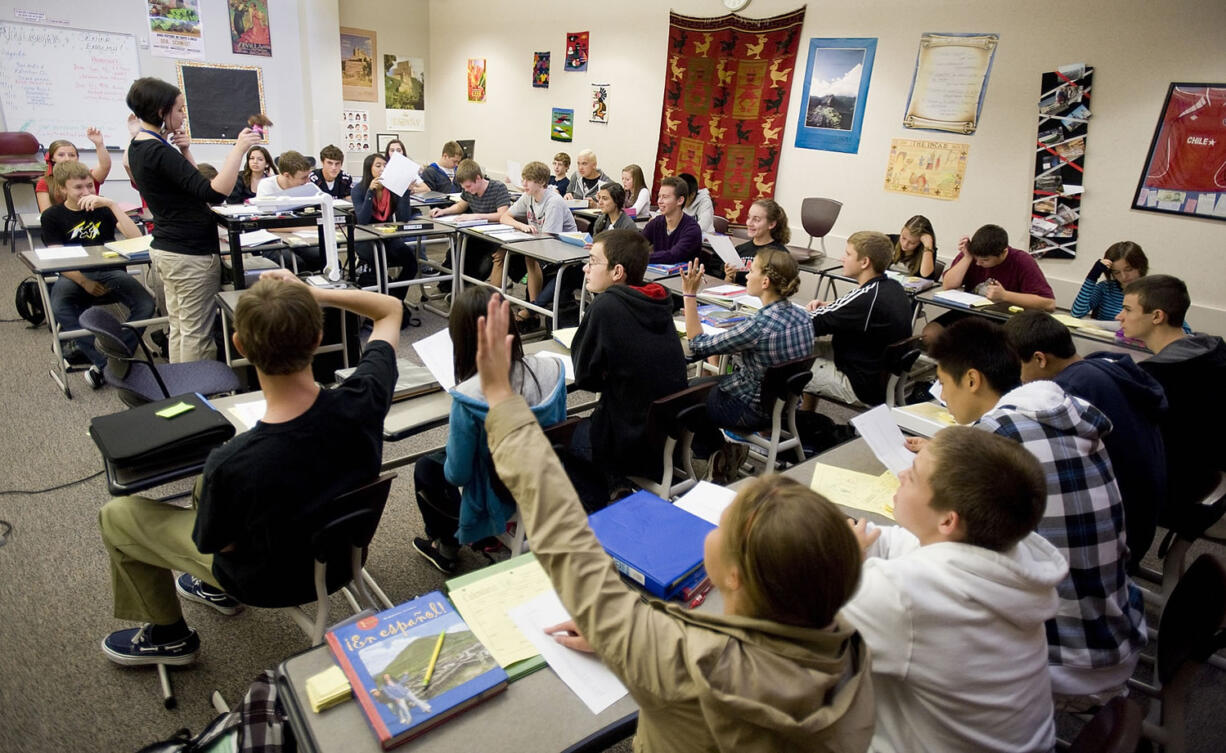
left=340, top=27, right=378, bottom=102
left=903, top=32, right=998, bottom=134
left=565, top=32, right=589, bottom=71
left=794, top=37, right=876, bottom=153
left=883, top=138, right=969, bottom=199
left=228, top=0, right=270, bottom=57
left=652, top=8, right=806, bottom=224
left=149, top=0, right=205, bottom=60
left=1030, top=64, right=1093, bottom=258
left=591, top=83, right=610, bottom=124
left=551, top=107, right=574, bottom=142
left=342, top=109, right=370, bottom=153
left=1132, top=83, right=1226, bottom=222
left=533, top=52, right=550, bottom=88
left=467, top=58, right=487, bottom=102
left=384, top=54, right=425, bottom=131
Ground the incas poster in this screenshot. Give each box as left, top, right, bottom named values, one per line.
left=1031, top=64, right=1093, bottom=258
left=384, top=54, right=425, bottom=131
left=551, top=108, right=574, bottom=142
left=228, top=0, right=270, bottom=57
left=533, top=52, right=550, bottom=88
left=148, top=0, right=205, bottom=60
left=565, top=32, right=589, bottom=71
left=591, top=83, right=609, bottom=124
left=467, top=58, right=487, bottom=103
left=340, top=27, right=377, bottom=102
left=883, top=138, right=969, bottom=200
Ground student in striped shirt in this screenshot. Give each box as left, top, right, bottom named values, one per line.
left=1070, top=241, right=1146, bottom=321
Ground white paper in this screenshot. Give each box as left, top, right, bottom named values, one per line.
left=703, top=284, right=746, bottom=297
left=229, top=399, right=267, bottom=431
left=239, top=229, right=280, bottom=247
left=537, top=351, right=574, bottom=382
left=703, top=233, right=742, bottom=268
left=506, top=591, right=628, bottom=714
left=850, top=404, right=916, bottom=477
left=380, top=152, right=421, bottom=197
left=412, top=329, right=456, bottom=391
left=933, top=289, right=992, bottom=308
left=37, top=246, right=89, bottom=259
left=674, top=318, right=722, bottom=337
left=675, top=481, right=737, bottom=525
left=731, top=294, right=763, bottom=310
left=929, top=379, right=944, bottom=404
left=506, top=160, right=523, bottom=186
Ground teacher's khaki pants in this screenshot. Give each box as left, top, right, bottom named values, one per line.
left=149, top=248, right=220, bottom=363
left=100, top=493, right=221, bottom=625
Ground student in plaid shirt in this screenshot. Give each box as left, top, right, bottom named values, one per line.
left=917, top=318, right=1145, bottom=706
left=679, top=249, right=813, bottom=482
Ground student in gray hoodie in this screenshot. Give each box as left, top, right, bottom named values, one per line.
left=1005, top=311, right=1168, bottom=567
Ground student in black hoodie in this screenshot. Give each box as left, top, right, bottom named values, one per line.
left=802, top=231, right=913, bottom=406
left=570, top=229, right=688, bottom=493
left=1119, top=275, right=1226, bottom=534
left=1005, top=311, right=1168, bottom=566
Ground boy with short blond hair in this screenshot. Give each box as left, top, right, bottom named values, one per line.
left=430, top=159, right=512, bottom=285
left=927, top=318, right=1146, bottom=702
left=803, top=230, right=912, bottom=406
left=549, top=151, right=571, bottom=196
left=41, top=160, right=156, bottom=388
left=495, top=161, right=578, bottom=312
left=843, top=425, right=1066, bottom=752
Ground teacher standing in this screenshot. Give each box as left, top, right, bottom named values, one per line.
left=125, top=77, right=260, bottom=362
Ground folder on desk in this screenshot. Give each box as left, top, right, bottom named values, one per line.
left=89, top=393, right=235, bottom=472
left=446, top=553, right=553, bottom=681
left=104, top=234, right=154, bottom=260
left=588, top=490, right=713, bottom=600
left=932, top=289, right=993, bottom=308
left=334, top=360, right=441, bottom=402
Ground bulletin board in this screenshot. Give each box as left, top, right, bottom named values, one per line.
left=176, top=62, right=265, bottom=143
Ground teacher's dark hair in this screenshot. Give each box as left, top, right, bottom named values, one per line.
left=126, top=77, right=181, bottom=127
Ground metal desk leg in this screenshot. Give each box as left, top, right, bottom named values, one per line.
left=35, top=273, right=72, bottom=398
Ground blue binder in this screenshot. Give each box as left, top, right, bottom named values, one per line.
left=588, top=490, right=715, bottom=600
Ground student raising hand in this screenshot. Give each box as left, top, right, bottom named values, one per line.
left=476, top=293, right=516, bottom=406
left=680, top=257, right=705, bottom=295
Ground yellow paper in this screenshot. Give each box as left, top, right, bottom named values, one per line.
left=155, top=401, right=195, bottom=419
left=810, top=463, right=899, bottom=521
left=1052, top=313, right=1088, bottom=329
left=305, top=665, right=351, bottom=713
left=901, top=402, right=957, bottom=426
left=448, top=558, right=555, bottom=668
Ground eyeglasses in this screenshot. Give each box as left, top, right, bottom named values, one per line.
left=584, top=259, right=608, bottom=268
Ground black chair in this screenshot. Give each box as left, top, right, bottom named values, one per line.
left=241, top=473, right=398, bottom=645
left=712, top=215, right=729, bottom=235
left=627, top=382, right=716, bottom=499
left=882, top=337, right=924, bottom=408
left=739, top=355, right=816, bottom=471
left=1128, top=554, right=1226, bottom=753
left=79, top=307, right=239, bottom=407
left=800, top=197, right=842, bottom=258
left=1061, top=696, right=1143, bottom=753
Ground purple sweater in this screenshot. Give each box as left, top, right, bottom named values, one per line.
left=642, top=213, right=702, bottom=264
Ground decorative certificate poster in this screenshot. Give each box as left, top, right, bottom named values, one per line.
left=467, top=58, right=487, bottom=103
left=340, top=27, right=377, bottom=102
left=1133, top=83, right=1226, bottom=222
left=228, top=0, right=270, bottom=57
left=384, top=55, right=425, bottom=131
left=1031, top=64, right=1093, bottom=258
left=795, top=38, right=877, bottom=154
left=148, top=0, right=205, bottom=60
left=903, top=33, right=999, bottom=134
left=590, top=83, right=609, bottom=124
left=551, top=108, right=574, bottom=142
left=565, top=32, right=589, bottom=71
left=883, top=138, right=969, bottom=200
left=342, top=109, right=370, bottom=153
left=533, top=52, right=550, bottom=88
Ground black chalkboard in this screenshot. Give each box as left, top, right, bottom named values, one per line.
left=177, top=63, right=265, bottom=143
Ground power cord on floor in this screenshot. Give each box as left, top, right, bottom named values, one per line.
left=0, top=469, right=104, bottom=496
left=0, top=520, right=10, bottom=547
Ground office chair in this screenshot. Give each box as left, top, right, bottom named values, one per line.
left=800, top=197, right=842, bottom=258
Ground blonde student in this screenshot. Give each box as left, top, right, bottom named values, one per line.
left=620, top=163, right=651, bottom=218
left=891, top=215, right=938, bottom=279
left=475, top=294, right=874, bottom=752
left=36, top=128, right=113, bottom=211
left=843, top=426, right=1067, bottom=753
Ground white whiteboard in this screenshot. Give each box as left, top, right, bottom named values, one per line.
left=0, top=21, right=140, bottom=149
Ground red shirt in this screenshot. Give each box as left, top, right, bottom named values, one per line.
left=949, top=247, right=1054, bottom=299
left=1145, top=87, right=1226, bottom=191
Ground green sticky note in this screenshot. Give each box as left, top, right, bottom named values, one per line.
left=156, top=401, right=195, bottom=419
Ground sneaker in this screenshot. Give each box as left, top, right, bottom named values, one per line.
left=101, top=624, right=200, bottom=667
left=412, top=537, right=458, bottom=574
left=83, top=365, right=105, bottom=390
left=710, top=442, right=750, bottom=485
left=175, top=574, right=243, bottom=616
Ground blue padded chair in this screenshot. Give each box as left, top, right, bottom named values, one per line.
left=79, top=306, right=239, bottom=407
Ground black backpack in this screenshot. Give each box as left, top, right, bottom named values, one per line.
left=14, top=277, right=44, bottom=326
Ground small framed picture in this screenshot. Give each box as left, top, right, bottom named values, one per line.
left=1131, top=83, right=1226, bottom=222
left=375, top=133, right=397, bottom=153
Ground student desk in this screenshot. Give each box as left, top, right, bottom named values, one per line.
left=912, top=288, right=1149, bottom=357
left=213, top=206, right=358, bottom=288
left=18, top=245, right=166, bottom=398
left=657, top=274, right=752, bottom=308
left=215, top=288, right=358, bottom=371
left=356, top=221, right=457, bottom=297
left=456, top=232, right=592, bottom=330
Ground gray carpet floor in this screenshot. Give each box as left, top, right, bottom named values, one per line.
left=0, top=238, right=1223, bottom=752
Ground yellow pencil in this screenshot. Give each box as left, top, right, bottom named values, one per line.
left=422, top=631, right=445, bottom=688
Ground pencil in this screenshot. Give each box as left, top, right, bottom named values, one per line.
left=422, top=631, right=446, bottom=688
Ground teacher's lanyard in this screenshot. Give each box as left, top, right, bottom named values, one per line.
left=139, top=128, right=172, bottom=147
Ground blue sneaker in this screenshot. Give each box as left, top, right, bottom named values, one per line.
left=102, top=624, right=200, bottom=666
left=175, top=574, right=243, bottom=616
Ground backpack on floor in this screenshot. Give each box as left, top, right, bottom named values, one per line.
left=15, top=277, right=44, bottom=326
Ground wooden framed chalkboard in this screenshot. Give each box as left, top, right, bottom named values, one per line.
left=176, top=62, right=265, bottom=143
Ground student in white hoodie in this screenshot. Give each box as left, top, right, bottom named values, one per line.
left=843, top=426, right=1068, bottom=753
left=917, top=318, right=1146, bottom=707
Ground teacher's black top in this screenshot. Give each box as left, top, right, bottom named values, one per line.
left=128, top=138, right=227, bottom=256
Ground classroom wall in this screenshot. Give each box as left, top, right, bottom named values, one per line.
left=422, top=0, right=1226, bottom=330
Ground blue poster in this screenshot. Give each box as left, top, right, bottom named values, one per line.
left=794, top=38, right=877, bottom=154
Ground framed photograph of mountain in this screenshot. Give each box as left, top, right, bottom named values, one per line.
left=794, top=38, right=876, bottom=154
